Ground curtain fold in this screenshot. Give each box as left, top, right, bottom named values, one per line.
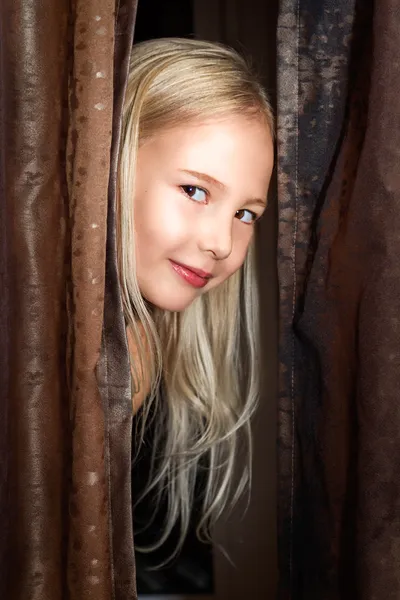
left=0, top=1, right=137, bottom=598
left=277, top=0, right=400, bottom=598
left=97, top=1, right=138, bottom=597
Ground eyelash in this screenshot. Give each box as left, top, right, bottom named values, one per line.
left=180, top=185, right=259, bottom=224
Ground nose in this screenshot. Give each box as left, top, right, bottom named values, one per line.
left=198, top=215, right=233, bottom=260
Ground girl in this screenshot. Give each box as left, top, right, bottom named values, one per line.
left=117, top=37, right=274, bottom=556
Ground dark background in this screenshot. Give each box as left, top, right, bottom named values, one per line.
left=134, top=0, right=194, bottom=42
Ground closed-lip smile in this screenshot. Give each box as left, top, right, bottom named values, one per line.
left=169, top=260, right=214, bottom=289
left=171, top=260, right=213, bottom=279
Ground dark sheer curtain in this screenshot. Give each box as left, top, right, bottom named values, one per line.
left=277, top=0, right=400, bottom=598
left=0, top=1, right=138, bottom=598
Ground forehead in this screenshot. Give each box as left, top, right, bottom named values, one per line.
left=140, top=115, right=273, bottom=180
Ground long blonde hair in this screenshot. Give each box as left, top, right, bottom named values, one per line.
left=117, top=37, right=273, bottom=557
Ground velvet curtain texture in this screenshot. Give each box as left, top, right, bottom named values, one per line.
left=0, top=1, right=137, bottom=598
left=277, top=0, right=400, bottom=598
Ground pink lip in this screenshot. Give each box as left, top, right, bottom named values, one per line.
left=170, top=260, right=212, bottom=289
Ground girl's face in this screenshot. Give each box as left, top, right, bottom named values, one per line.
left=133, top=114, right=274, bottom=312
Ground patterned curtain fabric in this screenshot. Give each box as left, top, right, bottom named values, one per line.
left=0, top=1, right=137, bottom=598
left=277, top=0, right=400, bottom=598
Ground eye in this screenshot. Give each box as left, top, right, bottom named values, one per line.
left=235, top=208, right=258, bottom=224
left=181, top=185, right=207, bottom=203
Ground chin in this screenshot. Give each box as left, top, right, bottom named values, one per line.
left=142, top=290, right=198, bottom=313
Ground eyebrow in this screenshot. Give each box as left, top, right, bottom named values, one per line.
left=178, top=168, right=267, bottom=208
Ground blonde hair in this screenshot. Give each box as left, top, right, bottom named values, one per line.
left=117, top=37, right=273, bottom=558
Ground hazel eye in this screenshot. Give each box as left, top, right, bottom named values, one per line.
left=235, top=209, right=257, bottom=224
left=181, top=185, right=207, bottom=203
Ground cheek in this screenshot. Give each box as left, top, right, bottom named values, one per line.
left=134, top=187, right=190, bottom=255
left=231, top=226, right=254, bottom=268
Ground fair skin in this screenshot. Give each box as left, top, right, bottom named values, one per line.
left=128, top=113, right=274, bottom=411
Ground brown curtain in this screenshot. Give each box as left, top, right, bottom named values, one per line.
left=277, top=0, right=400, bottom=598
left=0, top=1, right=138, bottom=598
